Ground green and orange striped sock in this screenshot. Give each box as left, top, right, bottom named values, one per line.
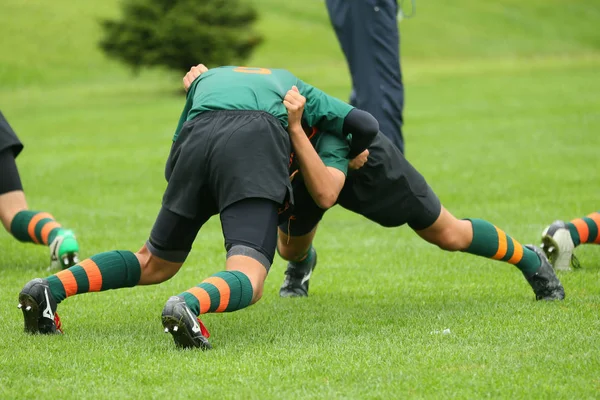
left=10, top=210, right=65, bottom=246
left=45, top=251, right=141, bottom=303
left=566, top=212, right=600, bottom=247
left=180, top=271, right=253, bottom=316
left=464, top=219, right=541, bottom=276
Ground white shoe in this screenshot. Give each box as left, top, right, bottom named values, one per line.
left=541, top=221, right=579, bottom=271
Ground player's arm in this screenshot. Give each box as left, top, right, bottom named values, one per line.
left=183, top=64, right=208, bottom=92
left=343, top=109, right=378, bottom=158
left=297, top=80, right=378, bottom=158
left=285, top=87, right=345, bottom=209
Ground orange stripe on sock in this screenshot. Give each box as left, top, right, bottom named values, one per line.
left=586, top=212, right=600, bottom=243
left=491, top=227, right=508, bottom=260
left=55, top=269, right=78, bottom=297
left=507, top=241, right=524, bottom=265
left=27, top=212, right=53, bottom=244
left=40, top=221, right=62, bottom=245
left=187, top=287, right=211, bottom=314
left=203, top=277, right=231, bottom=312
left=80, top=259, right=103, bottom=292
left=571, top=218, right=589, bottom=243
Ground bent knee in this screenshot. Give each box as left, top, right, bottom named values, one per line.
left=135, top=249, right=182, bottom=285
left=277, top=243, right=307, bottom=262
left=434, top=229, right=470, bottom=252
left=251, top=286, right=264, bottom=304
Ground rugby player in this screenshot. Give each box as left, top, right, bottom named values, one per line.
left=16, top=65, right=379, bottom=350
left=0, top=111, right=79, bottom=268
left=180, top=65, right=565, bottom=303
left=277, top=129, right=565, bottom=301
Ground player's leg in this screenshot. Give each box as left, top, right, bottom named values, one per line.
left=0, top=148, right=79, bottom=268
left=162, top=198, right=280, bottom=349
left=344, top=140, right=563, bottom=301
left=17, top=206, right=205, bottom=335
left=413, top=206, right=564, bottom=300
left=277, top=179, right=326, bottom=297
left=161, top=110, right=292, bottom=348
left=278, top=226, right=319, bottom=297
left=325, top=0, right=404, bottom=152
left=541, top=212, right=600, bottom=271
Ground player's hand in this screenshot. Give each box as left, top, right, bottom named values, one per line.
left=283, top=86, right=306, bottom=131
left=349, top=149, right=369, bottom=170
left=183, top=64, right=208, bottom=92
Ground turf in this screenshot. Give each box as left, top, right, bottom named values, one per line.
left=1, top=0, right=599, bottom=398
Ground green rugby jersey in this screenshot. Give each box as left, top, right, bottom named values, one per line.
left=313, top=132, right=350, bottom=175
left=173, top=66, right=353, bottom=141
left=289, top=129, right=351, bottom=176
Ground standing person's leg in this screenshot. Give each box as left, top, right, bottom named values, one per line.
left=325, top=0, right=405, bottom=152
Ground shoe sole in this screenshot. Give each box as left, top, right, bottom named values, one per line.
left=161, top=304, right=211, bottom=351
left=162, top=315, right=211, bottom=350
left=61, top=252, right=79, bottom=268
left=18, top=293, right=41, bottom=334
left=48, top=252, right=79, bottom=271
left=541, top=232, right=572, bottom=272
left=538, top=292, right=565, bottom=301
left=279, top=291, right=306, bottom=298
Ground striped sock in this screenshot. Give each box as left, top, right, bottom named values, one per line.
left=464, top=219, right=541, bottom=276
left=46, top=251, right=141, bottom=303
left=566, top=212, right=600, bottom=247
left=180, top=271, right=253, bottom=316
left=10, top=210, right=65, bottom=246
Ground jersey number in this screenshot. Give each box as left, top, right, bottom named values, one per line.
left=233, top=67, right=272, bottom=75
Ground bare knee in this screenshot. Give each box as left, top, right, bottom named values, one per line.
left=135, top=245, right=183, bottom=285
left=226, top=254, right=268, bottom=304
left=417, top=211, right=473, bottom=252
left=434, top=219, right=473, bottom=251
left=0, top=190, right=27, bottom=232
left=277, top=241, right=308, bottom=262
left=434, top=228, right=469, bottom=251
left=251, top=286, right=263, bottom=304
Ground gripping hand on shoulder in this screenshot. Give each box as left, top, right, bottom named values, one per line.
left=183, top=64, right=208, bottom=92
left=283, top=86, right=306, bottom=132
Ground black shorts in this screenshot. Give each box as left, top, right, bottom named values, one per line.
left=280, top=133, right=441, bottom=236
left=0, top=148, right=23, bottom=195
left=162, top=110, right=292, bottom=219
left=0, top=111, right=24, bottom=158
left=148, top=198, right=279, bottom=270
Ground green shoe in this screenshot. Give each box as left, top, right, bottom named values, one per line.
left=49, top=229, right=80, bottom=269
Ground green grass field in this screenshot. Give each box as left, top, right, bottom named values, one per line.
left=1, top=0, right=599, bottom=398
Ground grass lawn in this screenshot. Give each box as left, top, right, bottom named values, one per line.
left=0, top=0, right=599, bottom=398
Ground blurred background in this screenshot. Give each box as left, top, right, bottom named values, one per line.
left=1, top=0, right=598, bottom=247
left=1, top=2, right=599, bottom=397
